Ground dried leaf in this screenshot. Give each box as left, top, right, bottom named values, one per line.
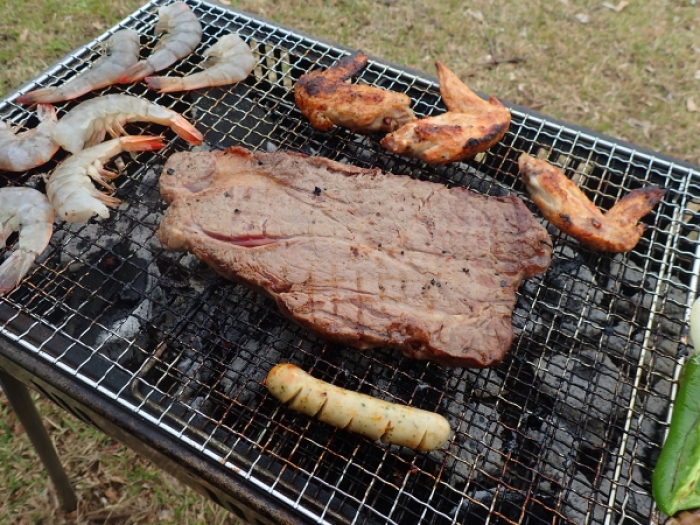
left=575, top=13, right=590, bottom=24
left=19, top=29, right=29, bottom=42
left=688, top=97, right=698, bottom=112
left=465, top=9, right=484, bottom=22
left=104, top=487, right=119, bottom=504
left=694, top=70, right=700, bottom=80
left=627, top=118, right=653, bottom=139
left=603, top=1, right=629, bottom=11
left=91, top=22, right=104, bottom=30
left=217, top=0, right=231, bottom=4
left=159, top=508, right=175, bottom=520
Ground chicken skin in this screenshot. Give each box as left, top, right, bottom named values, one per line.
left=380, top=61, right=511, bottom=164
left=294, top=51, right=415, bottom=134
left=518, top=153, right=665, bottom=253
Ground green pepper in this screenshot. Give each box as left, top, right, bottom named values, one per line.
left=653, top=298, right=700, bottom=517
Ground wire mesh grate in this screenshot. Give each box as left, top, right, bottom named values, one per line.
left=1, top=1, right=700, bottom=523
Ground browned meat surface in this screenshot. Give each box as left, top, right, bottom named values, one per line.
left=294, top=51, right=416, bottom=134
left=158, top=147, right=552, bottom=368
left=381, top=61, right=511, bottom=164
left=518, top=153, right=665, bottom=252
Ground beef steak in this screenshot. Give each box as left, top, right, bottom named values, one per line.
left=158, top=147, right=552, bottom=367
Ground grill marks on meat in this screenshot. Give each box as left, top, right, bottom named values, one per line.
left=158, top=147, right=552, bottom=368
left=381, top=61, right=511, bottom=164
left=294, top=51, right=416, bottom=134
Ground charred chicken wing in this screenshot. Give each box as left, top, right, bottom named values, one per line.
left=380, top=61, right=511, bottom=164
left=518, top=153, right=665, bottom=253
left=294, top=51, right=415, bottom=134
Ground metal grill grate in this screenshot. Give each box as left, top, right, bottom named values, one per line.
left=2, top=1, right=700, bottom=523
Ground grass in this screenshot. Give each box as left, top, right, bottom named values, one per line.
left=1, top=0, right=699, bottom=523
left=0, top=388, right=239, bottom=525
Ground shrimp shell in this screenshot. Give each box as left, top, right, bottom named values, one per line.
left=0, top=104, right=59, bottom=172
left=46, top=135, right=165, bottom=223
left=117, top=2, right=202, bottom=84
left=145, top=33, right=256, bottom=92
left=16, top=30, right=141, bottom=105
left=52, top=94, right=203, bottom=154
left=0, top=187, right=54, bottom=294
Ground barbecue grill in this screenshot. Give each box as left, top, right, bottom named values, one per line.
left=1, top=1, right=698, bottom=523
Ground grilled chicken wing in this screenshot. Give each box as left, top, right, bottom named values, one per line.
left=380, top=61, right=511, bottom=164
left=518, top=153, right=665, bottom=252
left=294, top=51, right=415, bottom=134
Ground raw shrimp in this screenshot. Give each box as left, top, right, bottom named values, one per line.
left=145, top=33, right=256, bottom=92
left=117, top=2, right=202, bottom=84
left=0, top=104, right=59, bottom=172
left=51, top=94, right=203, bottom=154
left=46, top=135, right=164, bottom=223
left=0, top=187, right=54, bottom=294
left=17, top=30, right=141, bottom=105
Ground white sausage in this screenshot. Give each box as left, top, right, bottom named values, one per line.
left=266, top=363, right=452, bottom=451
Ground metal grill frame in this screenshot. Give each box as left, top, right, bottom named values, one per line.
left=1, top=1, right=700, bottom=524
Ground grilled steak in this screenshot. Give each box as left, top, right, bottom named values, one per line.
left=157, top=147, right=552, bottom=367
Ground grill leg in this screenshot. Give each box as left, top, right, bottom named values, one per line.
left=0, top=369, right=78, bottom=512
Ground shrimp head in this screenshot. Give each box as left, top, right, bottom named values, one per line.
left=51, top=94, right=202, bottom=154
left=0, top=187, right=54, bottom=294
left=117, top=2, right=202, bottom=84
left=47, top=135, right=165, bottom=223
left=0, top=104, right=59, bottom=172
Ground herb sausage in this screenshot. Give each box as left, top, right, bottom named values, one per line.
left=266, top=363, right=452, bottom=451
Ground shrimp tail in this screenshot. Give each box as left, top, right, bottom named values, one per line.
left=36, top=103, right=57, bottom=123
left=169, top=116, right=203, bottom=145
left=119, top=135, right=167, bottom=152
left=0, top=250, right=36, bottom=294
left=117, top=61, right=155, bottom=84
left=144, top=76, right=185, bottom=93
left=17, top=88, right=61, bottom=106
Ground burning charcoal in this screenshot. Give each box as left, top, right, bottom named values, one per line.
left=562, top=472, right=607, bottom=524
left=619, top=437, right=654, bottom=519
left=176, top=355, right=199, bottom=377
left=535, top=350, right=630, bottom=445
left=452, top=488, right=494, bottom=522
left=54, top=223, right=122, bottom=270
left=584, top=299, right=613, bottom=327
left=524, top=413, right=576, bottom=481
left=463, top=405, right=506, bottom=478
left=441, top=404, right=505, bottom=487
left=452, top=367, right=504, bottom=401
left=649, top=341, right=679, bottom=386
left=607, top=255, right=656, bottom=297
left=600, top=321, right=645, bottom=365
left=643, top=392, right=671, bottom=426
